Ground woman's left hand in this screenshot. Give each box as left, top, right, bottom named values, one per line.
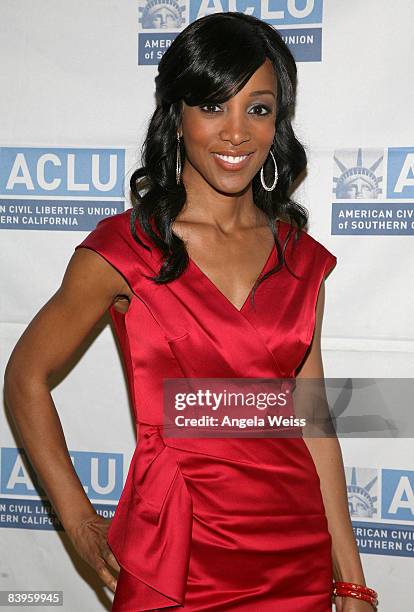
left=334, top=595, right=376, bottom=611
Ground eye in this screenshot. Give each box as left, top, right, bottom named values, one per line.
left=199, top=103, right=272, bottom=116
left=250, top=104, right=272, bottom=116
left=199, top=104, right=222, bottom=113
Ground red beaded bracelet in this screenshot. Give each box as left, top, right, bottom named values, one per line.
left=332, top=580, right=378, bottom=609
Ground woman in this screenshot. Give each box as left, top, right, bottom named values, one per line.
left=4, top=12, right=378, bottom=612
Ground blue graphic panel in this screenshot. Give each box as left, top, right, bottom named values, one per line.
left=352, top=521, right=414, bottom=557
left=0, top=498, right=116, bottom=531
left=138, top=1, right=323, bottom=64
left=332, top=203, right=414, bottom=235
left=1, top=448, right=123, bottom=501
left=0, top=148, right=125, bottom=197
left=279, top=28, right=321, bottom=61
left=189, top=0, right=323, bottom=24
left=0, top=200, right=124, bottom=230
left=382, top=469, right=414, bottom=522
left=139, top=33, right=177, bottom=64
left=387, top=147, right=414, bottom=199
left=139, top=27, right=321, bottom=64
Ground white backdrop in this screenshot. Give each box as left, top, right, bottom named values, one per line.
left=1, top=1, right=413, bottom=610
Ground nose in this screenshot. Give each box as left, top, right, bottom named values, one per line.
left=219, top=111, right=251, bottom=146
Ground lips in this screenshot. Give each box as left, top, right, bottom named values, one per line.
left=212, top=152, right=253, bottom=171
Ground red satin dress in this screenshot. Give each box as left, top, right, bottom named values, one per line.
left=75, top=207, right=337, bottom=611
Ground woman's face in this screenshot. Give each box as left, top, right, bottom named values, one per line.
left=180, top=57, right=277, bottom=195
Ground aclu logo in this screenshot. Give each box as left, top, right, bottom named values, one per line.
left=332, top=147, right=414, bottom=236
left=0, top=447, right=124, bottom=531
left=0, top=147, right=126, bottom=231
left=138, top=0, right=323, bottom=65
left=346, top=466, right=414, bottom=557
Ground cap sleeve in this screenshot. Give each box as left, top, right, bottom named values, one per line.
left=74, top=210, right=144, bottom=293
left=297, top=232, right=338, bottom=346
left=312, top=241, right=337, bottom=304
left=319, top=243, right=337, bottom=280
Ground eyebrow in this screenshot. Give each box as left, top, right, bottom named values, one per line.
left=249, top=90, right=276, bottom=98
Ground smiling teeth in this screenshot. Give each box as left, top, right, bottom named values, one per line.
left=215, top=154, right=248, bottom=164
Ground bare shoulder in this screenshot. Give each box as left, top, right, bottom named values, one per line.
left=67, top=247, right=132, bottom=304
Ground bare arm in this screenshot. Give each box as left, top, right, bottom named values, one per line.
left=3, top=247, right=129, bottom=590
left=296, top=282, right=372, bottom=611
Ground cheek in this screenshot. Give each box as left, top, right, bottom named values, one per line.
left=182, top=123, right=215, bottom=154
left=258, top=121, right=276, bottom=146
left=182, top=110, right=206, bottom=136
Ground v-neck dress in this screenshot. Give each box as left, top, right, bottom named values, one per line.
left=74, top=207, right=337, bottom=612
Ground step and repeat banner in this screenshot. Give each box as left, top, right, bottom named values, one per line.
left=1, top=1, right=413, bottom=610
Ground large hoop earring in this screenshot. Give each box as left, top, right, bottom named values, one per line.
left=260, top=148, right=278, bottom=191
left=176, top=133, right=182, bottom=185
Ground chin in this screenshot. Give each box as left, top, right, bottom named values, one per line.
left=213, top=180, right=252, bottom=197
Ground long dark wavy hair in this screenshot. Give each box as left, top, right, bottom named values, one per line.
left=129, top=11, right=308, bottom=305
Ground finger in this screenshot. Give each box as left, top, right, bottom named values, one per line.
left=95, top=561, right=118, bottom=592
left=100, top=542, right=121, bottom=572
left=104, top=550, right=121, bottom=573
